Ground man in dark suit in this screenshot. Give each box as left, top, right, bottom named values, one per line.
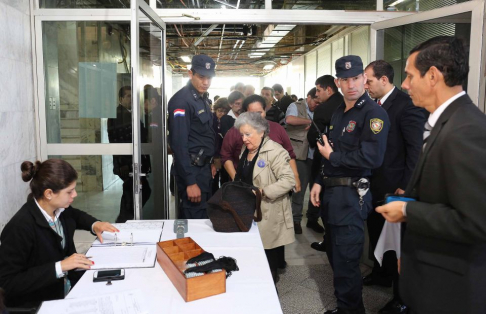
left=307, top=75, right=343, bottom=246
left=363, top=60, right=425, bottom=314
left=377, top=36, right=486, bottom=314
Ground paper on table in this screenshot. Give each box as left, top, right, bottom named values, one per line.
left=37, top=290, right=149, bottom=314
left=92, top=229, right=163, bottom=246
left=86, top=245, right=156, bottom=269
left=113, top=221, right=165, bottom=230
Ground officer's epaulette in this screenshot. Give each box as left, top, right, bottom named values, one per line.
left=355, top=98, right=366, bottom=109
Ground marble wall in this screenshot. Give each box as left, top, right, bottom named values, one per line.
left=0, top=0, right=36, bottom=234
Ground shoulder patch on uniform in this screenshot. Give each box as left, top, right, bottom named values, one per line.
left=370, top=118, right=384, bottom=134
left=174, top=109, right=185, bottom=117
left=346, top=121, right=356, bottom=133
left=198, top=109, right=205, bottom=114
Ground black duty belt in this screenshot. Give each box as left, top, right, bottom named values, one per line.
left=190, top=154, right=213, bottom=167
left=322, top=177, right=357, bottom=188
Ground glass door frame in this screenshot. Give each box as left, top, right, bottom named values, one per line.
left=370, top=0, right=486, bottom=112
left=131, top=0, right=169, bottom=220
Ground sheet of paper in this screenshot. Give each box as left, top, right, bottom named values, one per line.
left=86, top=245, right=156, bottom=269
left=38, top=290, right=149, bottom=314
left=113, top=221, right=165, bottom=230
left=92, top=229, right=163, bottom=246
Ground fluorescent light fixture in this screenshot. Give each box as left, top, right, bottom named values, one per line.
left=388, top=0, right=406, bottom=6
left=263, top=64, right=274, bottom=70
left=180, top=56, right=191, bottom=63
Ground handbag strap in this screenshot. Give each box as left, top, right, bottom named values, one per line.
left=219, top=201, right=250, bottom=232
left=251, top=186, right=263, bottom=222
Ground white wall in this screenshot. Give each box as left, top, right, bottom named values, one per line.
left=263, top=26, right=370, bottom=97
left=0, top=0, right=36, bottom=233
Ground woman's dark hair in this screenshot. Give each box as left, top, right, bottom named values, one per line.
left=21, top=159, right=78, bottom=201
left=242, top=94, right=266, bottom=112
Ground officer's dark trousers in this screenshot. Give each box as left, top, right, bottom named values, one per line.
left=322, top=186, right=368, bottom=311
left=116, top=176, right=152, bottom=223
left=176, top=164, right=212, bottom=219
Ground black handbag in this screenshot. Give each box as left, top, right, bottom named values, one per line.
left=207, top=181, right=262, bottom=232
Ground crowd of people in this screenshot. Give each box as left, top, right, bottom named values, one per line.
left=1, top=35, right=485, bottom=314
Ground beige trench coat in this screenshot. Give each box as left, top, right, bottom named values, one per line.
left=241, top=137, right=296, bottom=249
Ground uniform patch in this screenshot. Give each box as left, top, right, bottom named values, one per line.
left=346, top=121, right=356, bottom=132
left=174, top=109, right=185, bottom=117
left=345, top=62, right=351, bottom=69
left=370, top=118, right=384, bottom=134
left=257, top=160, right=266, bottom=168
left=330, top=125, right=333, bottom=130
left=198, top=109, right=205, bottom=114
left=206, top=62, right=211, bottom=69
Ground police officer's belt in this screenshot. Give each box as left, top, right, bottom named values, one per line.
left=322, top=177, right=357, bottom=187
left=190, top=154, right=213, bottom=167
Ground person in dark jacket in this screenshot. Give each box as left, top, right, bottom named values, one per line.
left=0, top=159, right=117, bottom=309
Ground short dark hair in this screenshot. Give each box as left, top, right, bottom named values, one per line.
left=228, top=91, right=244, bottom=105
left=144, top=86, right=160, bottom=101
left=213, top=97, right=230, bottom=112
left=118, top=86, right=131, bottom=99
left=21, top=159, right=78, bottom=201
left=272, top=84, right=284, bottom=93
left=262, top=86, right=274, bottom=97
left=307, top=87, right=317, bottom=98
left=366, top=60, right=394, bottom=84
left=315, top=75, right=338, bottom=93
left=242, top=94, right=266, bottom=112
left=410, top=36, right=469, bottom=87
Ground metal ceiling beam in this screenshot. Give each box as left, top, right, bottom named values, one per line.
left=194, top=24, right=219, bottom=46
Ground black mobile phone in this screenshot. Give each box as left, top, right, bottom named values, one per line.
left=93, top=269, right=125, bottom=282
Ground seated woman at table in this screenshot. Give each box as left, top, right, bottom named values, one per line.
left=0, top=159, right=118, bottom=309
left=234, top=112, right=295, bottom=282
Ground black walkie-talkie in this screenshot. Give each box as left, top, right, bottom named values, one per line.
left=311, top=120, right=327, bottom=146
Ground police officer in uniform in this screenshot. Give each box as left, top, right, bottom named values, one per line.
left=310, top=55, right=390, bottom=314
left=168, top=55, right=216, bottom=219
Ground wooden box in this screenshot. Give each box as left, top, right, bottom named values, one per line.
left=156, top=237, right=226, bottom=302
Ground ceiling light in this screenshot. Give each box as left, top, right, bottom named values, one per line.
left=180, top=56, right=191, bottom=63
left=263, top=64, right=274, bottom=70
left=388, top=0, right=406, bottom=6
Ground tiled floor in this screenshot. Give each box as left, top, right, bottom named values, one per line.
left=73, top=185, right=393, bottom=314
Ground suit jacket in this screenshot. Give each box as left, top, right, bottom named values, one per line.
left=220, top=114, right=235, bottom=138
left=0, top=199, right=98, bottom=308
left=370, top=87, right=426, bottom=205
left=401, top=94, right=486, bottom=313
left=244, top=138, right=295, bottom=250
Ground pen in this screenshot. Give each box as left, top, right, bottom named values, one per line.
left=86, top=256, right=93, bottom=258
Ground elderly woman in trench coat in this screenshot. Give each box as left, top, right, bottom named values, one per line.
left=234, top=111, right=295, bottom=283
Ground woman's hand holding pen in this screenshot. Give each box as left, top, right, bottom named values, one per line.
left=93, top=222, right=120, bottom=243
left=61, top=253, right=94, bottom=271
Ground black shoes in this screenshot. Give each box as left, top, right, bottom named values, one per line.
left=324, top=307, right=365, bottom=314
left=362, top=273, right=392, bottom=287
left=306, top=220, right=325, bottom=233
left=379, top=298, right=408, bottom=314
left=294, top=221, right=303, bottom=234
left=310, top=241, right=326, bottom=252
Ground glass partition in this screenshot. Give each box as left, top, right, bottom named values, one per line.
left=272, top=0, right=375, bottom=10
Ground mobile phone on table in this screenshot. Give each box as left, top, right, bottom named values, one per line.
left=93, top=269, right=125, bottom=282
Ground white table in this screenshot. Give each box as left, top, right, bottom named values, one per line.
left=67, top=220, right=283, bottom=314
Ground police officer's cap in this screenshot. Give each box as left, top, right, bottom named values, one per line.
left=191, top=54, right=216, bottom=77
left=335, top=55, right=363, bottom=78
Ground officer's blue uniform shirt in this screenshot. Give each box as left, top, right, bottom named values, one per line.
left=321, top=92, right=390, bottom=179
left=168, top=81, right=215, bottom=187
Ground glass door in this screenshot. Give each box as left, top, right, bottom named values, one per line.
left=370, top=1, right=484, bottom=110
left=131, top=0, right=169, bottom=220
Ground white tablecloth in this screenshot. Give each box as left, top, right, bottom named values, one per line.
left=67, top=220, right=283, bottom=314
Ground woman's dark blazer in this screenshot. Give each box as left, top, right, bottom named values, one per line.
left=0, top=199, right=98, bottom=308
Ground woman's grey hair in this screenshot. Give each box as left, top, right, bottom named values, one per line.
left=235, top=112, right=269, bottom=136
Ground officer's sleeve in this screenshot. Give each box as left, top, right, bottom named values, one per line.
left=399, top=104, right=426, bottom=189
left=168, top=97, right=197, bottom=186
left=329, top=106, right=390, bottom=170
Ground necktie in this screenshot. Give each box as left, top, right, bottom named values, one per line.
left=377, top=100, right=382, bottom=106
left=423, top=121, right=432, bottom=150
